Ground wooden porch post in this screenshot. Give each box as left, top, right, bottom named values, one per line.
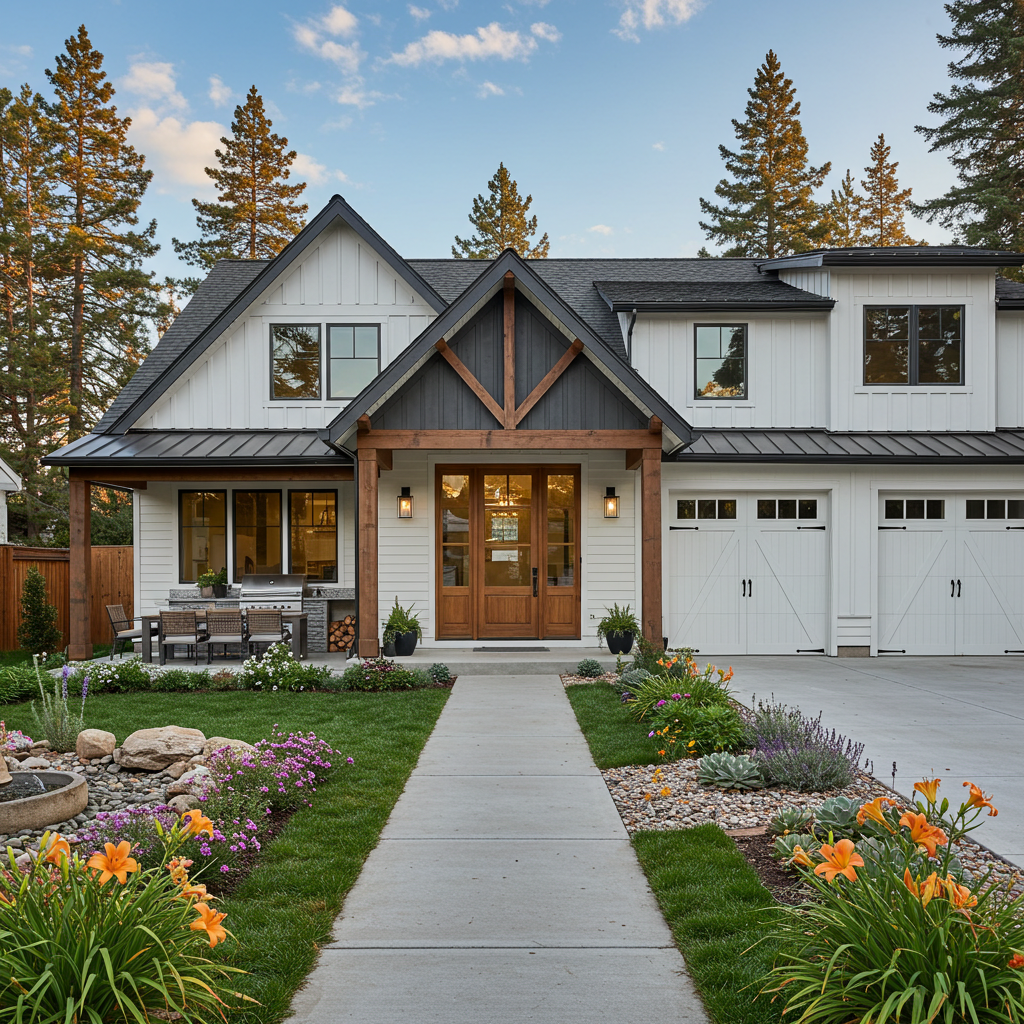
left=69, top=474, right=93, bottom=660
left=640, top=448, right=663, bottom=648
left=357, top=448, right=379, bottom=658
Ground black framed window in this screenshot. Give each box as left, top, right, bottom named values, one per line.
left=864, top=305, right=964, bottom=385
left=289, top=490, right=338, bottom=582
left=179, top=491, right=227, bottom=583
left=677, top=498, right=737, bottom=520
left=695, top=324, right=747, bottom=399
left=328, top=324, right=380, bottom=399
left=233, top=491, right=282, bottom=582
left=271, top=324, right=321, bottom=399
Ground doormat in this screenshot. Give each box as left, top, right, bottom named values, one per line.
left=472, top=646, right=550, bottom=653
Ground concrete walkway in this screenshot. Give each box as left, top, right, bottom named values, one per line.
left=288, top=674, right=708, bottom=1023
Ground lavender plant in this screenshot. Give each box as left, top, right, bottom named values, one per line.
left=31, top=660, right=88, bottom=752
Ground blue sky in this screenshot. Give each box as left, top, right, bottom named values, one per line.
left=2, top=0, right=960, bottom=282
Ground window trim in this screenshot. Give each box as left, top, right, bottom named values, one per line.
left=178, top=489, right=228, bottom=584
left=232, top=489, right=283, bottom=583
left=269, top=323, right=322, bottom=401
left=327, top=323, right=382, bottom=400
left=862, top=304, right=965, bottom=387
left=287, top=488, right=339, bottom=582
left=693, top=323, right=748, bottom=401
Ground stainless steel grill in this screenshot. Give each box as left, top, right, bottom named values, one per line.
left=238, top=574, right=307, bottom=611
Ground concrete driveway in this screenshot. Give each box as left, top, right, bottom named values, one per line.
left=700, top=656, right=1024, bottom=868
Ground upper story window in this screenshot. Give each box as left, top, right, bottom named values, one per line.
left=864, top=306, right=963, bottom=386
left=328, top=324, right=380, bottom=399
left=271, top=325, right=321, bottom=399
left=695, top=324, right=746, bottom=400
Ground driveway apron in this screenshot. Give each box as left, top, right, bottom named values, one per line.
left=287, top=674, right=708, bottom=1024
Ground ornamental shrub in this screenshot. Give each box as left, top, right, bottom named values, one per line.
left=150, top=668, right=213, bottom=692
left=16, top=565, right=62, bottom=655
left=341, top=656, right=418, bottom=691
left=625, top=662, right=732, bottom=721
left=232, top=642, right=333, bottom=691
left=575, top=658, right=605, bottom=678
left=649, top=701, right=747, bottom=758
left=68, top=658, right=153, bottom=695
left=429, top=662, right=452, bottom=684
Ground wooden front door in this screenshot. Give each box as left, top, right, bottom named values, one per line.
left=436, top=465, right=580, bottom=640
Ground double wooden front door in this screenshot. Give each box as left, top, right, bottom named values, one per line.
left=436, top=465, right=581, bottom=639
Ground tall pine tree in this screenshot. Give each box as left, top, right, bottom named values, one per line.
left=173, top=86, right=308, bottom=278
left=452, top=163, right=549, bottom=259
left=47, top=25, right=159, bottom=440
left=913, top=0, right=1024, bottom=273
left=823, top=170, right=866, bottom=247
left=856, top=133, right=922, bottom=246
left=699, top=51, right=830, bottom=257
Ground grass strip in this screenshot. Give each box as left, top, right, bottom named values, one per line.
left=2, top=688, right=449, bottom=1022
left=564, top=679, right=655, bottom=768
left=632, top=826, right=785, bottom=1024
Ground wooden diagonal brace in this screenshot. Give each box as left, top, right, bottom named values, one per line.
left=513, top=339, right=584, bottom=427
left=435, top=339, right=505, bottom=425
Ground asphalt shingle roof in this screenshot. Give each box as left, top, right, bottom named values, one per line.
left=996, top=277, right=1024, bottom=307
left=593, top=279, right=832, bottom=309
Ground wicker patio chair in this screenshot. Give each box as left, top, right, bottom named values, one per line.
left=158, top=610, right=208, bottom=666
left=205, top=609, right=246, bottom=663
left=106, top=604, right=159, bottom=661
left=245, top=609, right=289, bottom=661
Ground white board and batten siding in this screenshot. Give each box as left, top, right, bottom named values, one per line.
left=629, top=313, right=830, bottom=429
left=135, top=222, right=436, bottom=433
left=995, top=313, right=1024, bottom=428
left=778, top=269, right=830, bottom=297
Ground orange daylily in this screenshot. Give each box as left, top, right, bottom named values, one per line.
left=914, top=778, right=941, bottom=804
left=790, top=845, right=814, bottom=867
left=190, top=902, right=229, bottom=947
left=43, top=834, right=71, bottom=866
left=942, top=876, right=977, bottom=910
left=181, top=811, right=215, bottom=838
left=813, top=839, right=864, bottom=882
left=904, top=868, right=942, bottom=907
left=721, top=666, right=734, bottom=682
left=87, top=841, right=139, bottom=885
left=963, top=782, right=998, bottom=817
left=179, top=882, right=211, bottom=901
left=857, top=796, right=898, bottom=831
left=1009, top=954, right=1024, bottom=970
left=899, top=812, right=948, bottom=858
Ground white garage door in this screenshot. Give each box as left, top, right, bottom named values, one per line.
left=877, top=494, right=1024, bottom=655
left=668, top=493, right=830, bottom=655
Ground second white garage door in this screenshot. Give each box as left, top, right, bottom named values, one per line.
left=667, top=493, right=830, bottom=655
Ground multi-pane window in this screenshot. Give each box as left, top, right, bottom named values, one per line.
left=756, top=498, right=819, bottom=520
left=289, top=491, right=338, bottom=582
left=677, top=498, right=737, bottom=520
left=864, top=306, right=963, bottom=385
left=179, top=491, right=227, bottom=583
left=233, top=491, right=282, bottom=582
left=546, top=474, right=576, bottom=587
left=883, top=498, right=946, bottom=520
left=271, top=325, right=321, bottom=398
left=966, top=498, right=1024, bottom=520
left=694, top=325, right=746, bottom=399
left=328, top=325, right=380, bottom=399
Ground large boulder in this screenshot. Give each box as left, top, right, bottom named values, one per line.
left=167, top=794, right=202, bottom=816
left=77, top=729, right=116, bottom=760
left=116, top=726, right=206, bottom=770
left=202, top=736, right=255, bottom=758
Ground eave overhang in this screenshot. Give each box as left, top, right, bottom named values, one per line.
left=757, top=247, right=1024, bottom=272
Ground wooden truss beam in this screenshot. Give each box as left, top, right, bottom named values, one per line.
left=513, top=340, right=583, bottom=426
left=640, top=447, right=663, bottom=649
left=435, top=340, right=505, bottom=425
left=357, top=429, right=662, bottom=451
left=68, top=475, right=92, bottom=661
left=357, top=448, right=380, bottom=658
left=503, top=271, right=516, bottom=428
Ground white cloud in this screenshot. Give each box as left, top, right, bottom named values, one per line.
left=292, top=151, right=350, bottom=186
left=208, top=75, right=235, bottom=107
left=409, top=4, right=431, bottom=19
left=388, top=21, right=556, bottom=66
left=530, top=21, right=561, bottom=42
left=614, top=0, right=703, bottom=41
left=6, top=44, right=33, bottom=57
left=478, top=80, right=504, bottom=97
left=127, top=108, right=224, bottom=192
left=589, top=224, right=614, bottom=235
left=321, top=5, right=358, bottom=36
left=120, top=60, right=188, bottom=111
left=336, top=83, right=384, bottom=108
left=293, top=7, right=365, bottom=73
left=652, top=140, right=665, bottom=151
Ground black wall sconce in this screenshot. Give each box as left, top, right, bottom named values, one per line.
left=397, top=486, right=414, bottom=519
left=604, top=487, right=619, bottom=518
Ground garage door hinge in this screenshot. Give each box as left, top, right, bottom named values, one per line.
left=878, top=526, right=907, bottom=530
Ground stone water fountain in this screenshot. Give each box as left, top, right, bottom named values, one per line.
left=0, top=753, right=88, bottom=835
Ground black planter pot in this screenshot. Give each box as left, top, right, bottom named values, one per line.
left=394, top=630, right=418, bottom=657
left=383, top=641, right=397, bottom=657
left=212, top=584, right=228, bottom=598
left=606, top=632, right=634, bottom=655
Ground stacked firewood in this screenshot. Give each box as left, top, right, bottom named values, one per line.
left=328, top=616, right=356, bottom=652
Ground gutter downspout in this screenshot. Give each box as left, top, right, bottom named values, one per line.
left=348, top=445, right=359, bottom=661
left=626, top=307, right=638, bottom=363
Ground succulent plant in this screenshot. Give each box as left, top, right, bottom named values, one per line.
left=769, top=806, right=815, bottom=836
left=617, top=667, right=652, bottom=691
left=772, top=832, right=818, bottom=861
left=697, top=751, right=765, bottom=790
left=812, top=795, right=862, bottom=838
left=575, top=658, right=605, bottom=678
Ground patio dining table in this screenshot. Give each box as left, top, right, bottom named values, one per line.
left=139, top=609, right=308, bottom=663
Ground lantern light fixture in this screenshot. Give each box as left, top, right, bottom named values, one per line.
left=397, top=486, right=414, bottom=519
left=604, top=486, right=619, bottom=519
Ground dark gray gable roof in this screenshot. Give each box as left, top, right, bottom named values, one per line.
left=94, top=194, right=447, bottom=436
left=594, top=279, right=833, bottom=312
left=757, top=246, right=1024, bottom=271
left=327, top=249, right=694, bottom=448
left=996, top=276, right=1024, bottom=309
left=44, top=429, right=344, bottom=467
left=675, top=429, right=1024, bottom=462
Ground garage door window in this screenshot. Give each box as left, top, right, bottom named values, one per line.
left=756, top=498, right=818, bottom=520
left=884, top=498, right=945, bottom=520
left=677, top=498, right=736, bottom=520
left=966, top=498, right=1024, bottom=519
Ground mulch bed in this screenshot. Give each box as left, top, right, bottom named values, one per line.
left=725, top=827, right=806, bottom=906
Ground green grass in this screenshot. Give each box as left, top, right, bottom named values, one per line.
left=0, top=645, right=111, bottom=668
left=563, top=680, right=656, bottom=768
left=633, top=826, right=785, bottom=1024
left=1, top=688, right=449, bottom=1022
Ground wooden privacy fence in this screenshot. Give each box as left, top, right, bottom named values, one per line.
left=0, top=545, right=133, bottom=651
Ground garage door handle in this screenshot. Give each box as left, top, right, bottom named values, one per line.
left=951, top=579, right=955, bottom=598
left=742, top=579, right=746, bottom=597
left=670, top=526, right=698, bottom=530
left=798, top=525, right=826, bottom=530
left=957, top=579, right=961, bottom=598
left=748, top=578, right=752, bottom=596
left=879, top=526, right=906, bottom=530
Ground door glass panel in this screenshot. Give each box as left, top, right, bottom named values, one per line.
left=698, top=499, right=716, bottom=519
left=987, top=499, right=1006, bottom=519
left=906, top=499, right=925, bottom=519
left=1009, top=500, right=1024, bottom=519
left=757, top=499, right=776, bottom=519
left=484, top=474, right=531, bottom=506
left=485, top=547, right=530, bottom=586
left=965, top=499, right=985, bottom=519
left=442, top=547, right=469, bottom=587
left=717, top=499, right=737, bottom=519
left=484, top=474, right=531, bottom=589
left=677, top=499, right=696, bottom=520
left=798, top=499, right=818, bottom=519
left=926, top=500, right=944, bottom=519
left=547, top=545, right=575, bottom=586
left=440, top=474, right=470, bottom=586
left=547, top=475, right=575, bottom=587
left=885, top=499, right=904, bottom=519
left=777, top=499, right=797, bottom=519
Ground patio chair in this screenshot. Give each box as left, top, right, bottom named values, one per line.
left=159, top=610, right=208, bottom=666
left=106, top=604, right=159, bottom=661
left=205, top=609, right=246, bottom=664
left=245, top=610, right=289, bottom=661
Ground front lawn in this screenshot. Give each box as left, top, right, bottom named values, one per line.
left=1, top=689, right=448, bottom=1023
left=563, top=681, right=655, bottom=768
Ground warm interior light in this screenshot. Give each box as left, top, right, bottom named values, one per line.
left=397, top=486, right=414, bottom=519
left=604, top=487, right=619, bottom=518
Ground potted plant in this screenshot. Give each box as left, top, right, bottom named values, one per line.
left=211, top=567, right=229, bottom=598
left=382, top=598, right=422, bottom=657
left=196, top=568, right=229, bottom=599
left=596, top=603, right=640, bottom=655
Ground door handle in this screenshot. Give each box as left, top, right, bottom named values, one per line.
left=742, top=579, right=746, bottom=597
left=957, top=579, right=961, bottom=598
left=532, top=567, right=538, bottom=597
left=951, top=579, right=955, bottom=598
left=748, top=578, right=752, bottom=597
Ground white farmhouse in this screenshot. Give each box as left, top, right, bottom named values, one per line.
left=0, top=457, right=22, bottom=545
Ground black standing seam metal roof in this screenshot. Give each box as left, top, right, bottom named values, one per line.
left=674, top=429, right=1024, bottom=462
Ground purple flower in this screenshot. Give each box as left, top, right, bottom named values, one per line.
left=648, top=731, right=655, bottom=737
left=683, top=693, right=691, bottom=698
left=220, top=864, right=230, bottom=873
left=656, top=700, right=667, bottom=707
left=671, top=694, right=682, bottom=700
left=81, top=676, right=89, bottom=701
left=346, top=757, right=354, bottom=764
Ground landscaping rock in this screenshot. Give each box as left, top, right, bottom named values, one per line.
left=16, top=757, right=51, bottom=770
left=187, top=754, right=207, bottom=767
left=76, top=729, right=116, bottom=760
left=116, top=727, right=206, bottom=770
left=165, top=760, right=190, bottom=779
left=202, top=736, right=254, bottom=758
left=167, top=794, right=201, bottom=816
left=165, top=765, right=212, bottom=798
